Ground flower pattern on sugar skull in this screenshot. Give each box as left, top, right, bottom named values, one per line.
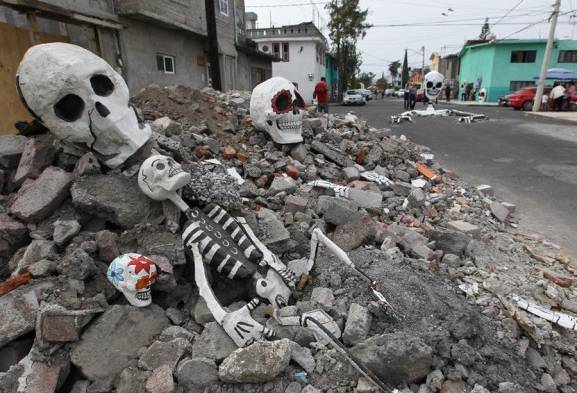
left=138, top=155, right=192, bottom=201
left=250, top=77, right=304, bottom=144
left=424, top=71, right=445, bottom=101
left=107, top=253, right=158, bottom=307
left=16, top=43, right=151, bottom=168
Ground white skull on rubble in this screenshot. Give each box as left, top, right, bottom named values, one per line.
left=424, top=71, right=445, bottom=101
left=16, top=43, right=151, bottom=168
left=138, top=155, right=191, bottom=201
left=107, top=253, right=157, bottom=307
left=250, top=77, right=304, bottom=144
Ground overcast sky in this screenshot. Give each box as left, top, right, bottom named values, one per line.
left=244, top=0, right=577, bottom=77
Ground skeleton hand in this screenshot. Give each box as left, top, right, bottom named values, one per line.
left=360, top=171, right=394, bottom=186
left=222, top=298, right=276, bottom=347
left=307, top=180, right=350, bottom=198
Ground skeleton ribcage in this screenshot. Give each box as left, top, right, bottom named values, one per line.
left=182, top=206, right=260, bottom=280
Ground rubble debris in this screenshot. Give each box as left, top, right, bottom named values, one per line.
left=311, top=140, right=355, bottom=167
left=342, top=303, right=373, bottom=345
left=490, top=201, right=510, bottom=222
left=13, top=135, right=56, bottom=185
left=476, top=184, right=494, bottom=196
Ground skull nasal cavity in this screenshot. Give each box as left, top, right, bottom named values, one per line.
left=54, top=94, right=84, bottom=122
left=275, top=93, right=291, bottom=111
left=95, top=102, right=111, bottom=118
left=90, top=74, right=114, bottom=96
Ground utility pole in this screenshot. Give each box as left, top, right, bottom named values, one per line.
left=421, top=46, right=425, bottom=88
left=533, top=0, right=561, bottom=112
left=205, top=0, right=222, bottom=91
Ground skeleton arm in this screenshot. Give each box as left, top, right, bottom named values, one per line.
left=511, top=295, right=577, bottom=331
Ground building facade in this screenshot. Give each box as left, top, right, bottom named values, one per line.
left=248, top=21, right=328, bottom=103
left=438, top=54, right=460, bottom=97
left=325, top=53, right=339, bottom=101
left=458, top=39, right=577, bottom=102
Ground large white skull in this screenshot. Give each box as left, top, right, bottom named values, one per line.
left=107, top=253, right=157, bottom=307
left=424, top=71, right=445, bottom=100
left=138, top=155, right=191, bottom=201
left=250, top=77, right=303, bottom=144
left=16, top=43, right=151, bottom=168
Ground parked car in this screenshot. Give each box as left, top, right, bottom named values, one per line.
left=359, top=89, right=373, bottom=101
left=342, top=90, right=365, bottom=106
left=508, top=86, right=552, bottom=111
left=396, top=89, right=406, bottom=98
left=385, top=88, right=395, bottom=96
left=416, top=89, right=425, bottom=102
left=498, top=94, right=511, bottom=107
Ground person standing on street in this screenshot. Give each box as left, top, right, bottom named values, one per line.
left=313, top=77, right=329, bottom=114
left=551, top=82, right=566, bottom=111
left=404, top=82, right=411, bottom=110
left=445, top=84, right=451, bottom=102
left=566, top=81, right=576, bottom=110
left=409, top=83, right=417, bottom=109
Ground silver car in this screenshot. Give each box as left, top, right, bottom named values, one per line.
left=342, top=90, right=366, bottom=106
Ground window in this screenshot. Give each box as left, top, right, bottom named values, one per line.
left=156, top=54, right=175, bottom=74
left=510, top=81, right=534, bottom=92
left=558, top=50, right=577, bottom=63
left=282, top=43, right=289, bottom=61
left=511, top=50, right=536, bottom=63
left=272, top=43, right=280, bottom=59
left=218, top=0, right=228, bottom=16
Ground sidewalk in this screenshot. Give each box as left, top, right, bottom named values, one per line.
left=445, top=100, right=499, bottom=107
left=525, top=111, right=577, bottom=124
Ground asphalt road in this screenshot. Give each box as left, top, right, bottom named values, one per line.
left=333, top=98, right=577, bottom=257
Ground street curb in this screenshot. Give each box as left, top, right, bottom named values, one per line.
left=525, top=111, right=577, bottom=125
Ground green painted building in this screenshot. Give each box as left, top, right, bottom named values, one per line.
left=458, top=39, right=577, bottom=102
left=325, top=53, right=339, bottom=101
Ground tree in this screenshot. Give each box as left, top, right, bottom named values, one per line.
left=358, top=71, right=375, bottom=88
left=376, top=72, right=388, bottom=90
left=326, top=0, right=372, bottom=100
left=388, top=60, right=401, bottom=83
left=479, top=17, right=491, bottom=40
left=401, top=49, right=409, bottom=88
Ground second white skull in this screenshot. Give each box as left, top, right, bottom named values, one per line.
left=250, top=77, right=304, bottom=144
left=16, top=43, right=151, bottom=168
left=424, top=71, right=445, bottom=101
left=107, top=253, right=157, bottom=307
left=138, top=155, right=192, bottom=201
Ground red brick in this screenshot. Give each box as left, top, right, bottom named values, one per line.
left=285, top=165, right=299, bottom=179
left=223, top=146, right=237, bottom=159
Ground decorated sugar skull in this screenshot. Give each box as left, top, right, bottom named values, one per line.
left=424, top=71, right=445, bottom=100
left=16, top=43, right=151, bottom=168
left=107, top=253, right=157, bottom=307
left=138, top=155, right=192, bottom=201
left=250, top=77, right=304, bottom=144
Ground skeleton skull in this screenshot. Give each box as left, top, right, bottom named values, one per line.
left=138, top=155, right=192, bottom=201
left=16, top=43, right=151, bottom=168
left=107, top=253, right=157, bottom=307
left=424, top=71, right=445, bottom=100
left=250, top=77, right=304, bottom=144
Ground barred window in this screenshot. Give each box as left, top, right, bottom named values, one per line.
left=511, top=50, right=536, bottom=63
left=558, top=50, right=577, bottom=63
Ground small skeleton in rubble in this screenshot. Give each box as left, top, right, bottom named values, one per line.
left=138, top=155, right=393, bottom=391
left=391, top=71, right=487, bottom=124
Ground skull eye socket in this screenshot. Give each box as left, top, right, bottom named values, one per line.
left=54, top=94, right=85, bottom=122
left=426, top=81, right=434, bottom=89
left=294, top=91, right=305, bottom=108
left=155, top=162, right=166, bottom=170
left=271, top=89, right=293, bottom=114
left=436, top=82, right=443, bottom=88
left=90, top=74, right=115, bottom=97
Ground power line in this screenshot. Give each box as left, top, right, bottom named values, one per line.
left=492, top=0, right=525, bottom=27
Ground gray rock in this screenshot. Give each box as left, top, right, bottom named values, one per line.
left=426, top=370, right=444, bottom=391
left=316, top=195, right=359, bottom=226
left=13, top=136, right=55, bottom=184
left=56, top=248, right=97, bottom=280
left=290, top=144, right=308, bottom=163
left=430, top=229, right=470, bottom=256
left=285, top=382, right=302, bottom=393
left=268, top=176, right=297, bottom=195
left=350, top=331, right=433, bottom=385
left=331, top=216, right=376, bottom=251
left=145, top=364, right=174, bottom=393
left=470, top=385, right=491, bottom=393
left=541, top=373, right=557, bottom=393
left=310, top=140, right=355, bottom=167
left=442, top=254, right=462, bottom=268
left=70, top=305, right=169, bottom=382
left=10, top=166, right=73, bottom=223
left=71, top=174, right=151, bottom=228
left=408, top=188, right=426, bottom=208
left=490, top=201, right=510, bottom=222
left=95, top=230, right=119, bottom=263
left=476, top=184, right=494, bottom=196
left=256, top=208, right=290, bottom=246
left=53, top=219, right=81, bottom=246
left=0, top=134, right=28, bottom=168
left=302, top=386, right=322, bottom=393
left=17, top=239, right=57, bottom=273
left=311, top=287, right=334, bottom=309
left=0, top=213, right=28, bottom=251
left=73, top=152, right=102, bottom=177
left=165, top=307, right=184, bottom=325
left=218, top=339, right=292, bottom=383
left=553, top=369, right=571, bottom=387
left=27, top=259, right=57, bottom=277
left=138, top=338, right=192, bottom=371
left=116, top=367, right=150, bottom=393
left=343, top=303, right=372, bottom=346
left=175, top=357, right=218, bottom=388
left=303, top=118, right=323, bottom=129
left=498, top=382, right=524, bottom=393
left=343, top=167, right=360, bottom=182
left=159, top=326, right=196, bottom=343
left=0, top=281, right=53, bottom=347
left=193, top=297, right=216, bottom=324
left=285, top=195, right=309, bottom=213
left=447, top=221, right=480, bottom=238
left=138, top=229, right=186, bottom=266
left=347, top=188, right=383, bottom=210
left=291, top=343, right=315, bottom=372
left=191, top=322, right=236, bottom=362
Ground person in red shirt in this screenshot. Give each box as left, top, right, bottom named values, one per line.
left=313, top=77, right=329, bottom=114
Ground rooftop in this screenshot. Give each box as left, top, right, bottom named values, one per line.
left=247, top=21, right=326, bottom=44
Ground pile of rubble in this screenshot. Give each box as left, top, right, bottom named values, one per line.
left=0, top=83, right=576, bottom=393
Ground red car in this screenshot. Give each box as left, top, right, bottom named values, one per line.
left=508, top=86, right=552, bottom=111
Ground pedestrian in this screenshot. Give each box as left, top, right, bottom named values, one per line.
left=551, top=82, right=566, bottom=111
left=404, top=82, right=411, bottom=110
left=460, top=84, right=466, bottom=101
left=566, top=81, right=576, bottom=110
left=313, top=77, right=329, bottom=114
left=445, top=84, right=451, bottom=102
left=409, top=83, right=417, bottom=109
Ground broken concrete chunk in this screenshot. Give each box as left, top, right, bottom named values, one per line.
left=256, top=208, right=290, bottom=246
left=331, top=216, right=376, bottom=251
left=56, top=248, right=97, bottom=281
left=10, top=166, right=73, bottom=223
left=316, top=195, right=359, bottom=226
left=343, top=166, right=360, bottom=182
left=95, top=230, right=119, bottom=263
left=53, top=219, right=81, bottom=246
left=70, top=305, right=169, bottom=382
left=0, top=135, right=28, bottom=168
left=191, top=322, right=237, bottom=362
left=311, top=287, right=334, bottom=309
left=71, top=174, right=152, bottom=228
left=138, top=338, right=192, bottom=371
left=145, top=365, right=174, bottom=393
left=343, top=303, right=372, bottom=346
left=347, top=188, right=383, bottom=210
left=73, top=152, right=102, bottom=177
left=490, top=201, right=510, bottom=222
left=476, top=184, right=494, bottom=196
left=268, top=176, right=297, bottom=195
left=175, top=357, right=219, bottom=388
left=218, top=339, right=292, bottom=383
left=285, top=195, right=309, bottom=213
left=13, top=136, right=56, bottom=185
left=447, top=220, right=480, bottom=238
left=310, top=140, right=355, bottom=167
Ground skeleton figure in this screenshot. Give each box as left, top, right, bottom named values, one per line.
left=390, top=71, right=487, bottom=124
left=17, top=43, right=151, bottom=168
left=250, top=77, right=304, bottom=144
left=107, top=253, right=158, bottom=307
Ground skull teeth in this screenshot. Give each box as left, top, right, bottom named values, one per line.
left=136, top=289, right=151, bottom=301
left=168, top=167, right=183, bottom=177
left=276, top=120, right=302, bottom=130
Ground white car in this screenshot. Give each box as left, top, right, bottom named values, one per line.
left=396, top=90, right=406, bottom=98
left=342, top=90, right=366, bottom=106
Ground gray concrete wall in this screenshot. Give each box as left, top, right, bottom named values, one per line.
left=119, top=18, right=208, bottom=94
left=237, top=52, right=272, bottom=90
